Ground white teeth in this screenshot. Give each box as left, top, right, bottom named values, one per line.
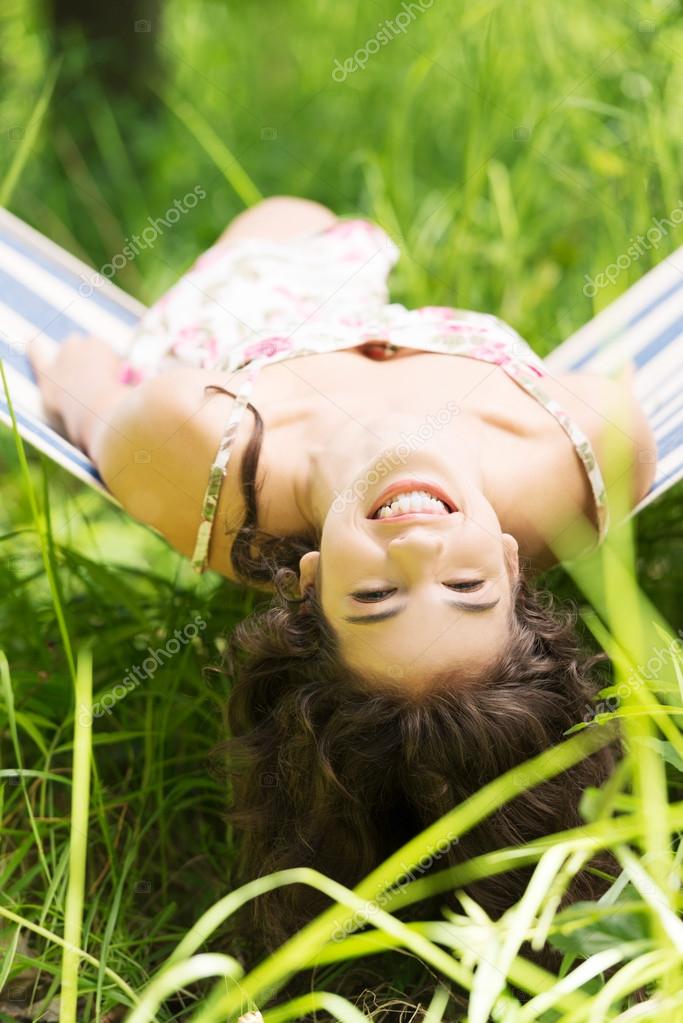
left=374, top=489, right=451, bottom=519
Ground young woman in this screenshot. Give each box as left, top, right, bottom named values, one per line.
left=29, top=196, right=656, bottom=949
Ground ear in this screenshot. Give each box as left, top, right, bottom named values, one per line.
left=502, top=534, right=520, bottom=579
left=298, top=550, right=321, bottom=596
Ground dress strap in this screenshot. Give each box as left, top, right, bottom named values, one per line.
left=499, top=359, right=610, bottom=551
left=191, top=360, right=265, bottom=574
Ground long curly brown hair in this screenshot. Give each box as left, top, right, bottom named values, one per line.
left=203, top=384, right=618, bottom=975
left=211, top=568, right=618, bottom=959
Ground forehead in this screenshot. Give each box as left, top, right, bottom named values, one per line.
left=335, top=596, right=510, bottom=680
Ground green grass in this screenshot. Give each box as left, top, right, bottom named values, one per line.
left=3, top=0, right=683, bottom=1019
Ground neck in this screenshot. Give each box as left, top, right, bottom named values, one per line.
left=299, top=412, right=487, bottom=528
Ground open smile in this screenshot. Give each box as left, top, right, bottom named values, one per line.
left=367, top=480, right=459, bottom=521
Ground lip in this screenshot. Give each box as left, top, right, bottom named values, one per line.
left=367, top=479, right=459, bottom=520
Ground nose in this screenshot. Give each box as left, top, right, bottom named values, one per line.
left=387, top=529, right=445, bottom=578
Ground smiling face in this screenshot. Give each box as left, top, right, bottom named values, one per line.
left=299, top=461, right=520, bottom=694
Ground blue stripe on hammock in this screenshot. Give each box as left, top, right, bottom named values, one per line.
left=0, top=266, right=85, bottom=346
left=633, top=311, right=683, bottom=370
left=0, top=222, right=140, bottom=326
left=649, top=392, right=683, bottom=431
left=653, top=460, right=683, bottom=497
left=0, top=336, right=37, bottom=381
left=656, top=419, right=683, bottom=462
left=0, top=393, right=101, bottom=478
left=1, top=209, right=681, bottom=510
left=568, top=273, right=683, bottom=371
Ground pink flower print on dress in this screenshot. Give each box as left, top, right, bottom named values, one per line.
left=118, top=360, right=145, bottom=386
left=439, top=324, right=490, bottom=338
left=271, top=286, right=314, bottom=317
left=338, top=314, right=368, bottom=327
left=172, top=324, right=207, bottom=347
left=326, top=219, right=378, bottom=239
left=243, top=335, right=294, bottom=362
left=417, top=306, right=463, bottom=321
left=467, top=342, right=516, bottom=367
left=340, top=249, right=373, bottom=261
left=327, top=219, right=390, bottom=259
left=200, top=335, right=220, bottom=368
left=171, top=325, right=219, bottom=366
left=273, top=285, right=299, bottom=300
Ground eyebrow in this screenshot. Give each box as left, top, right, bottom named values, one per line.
left=343, top=597, right=501, bottom=624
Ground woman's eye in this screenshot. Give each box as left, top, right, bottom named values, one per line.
left=351, top=588, right=397, bottom=603
left=444, top=581, right=484, bottom=592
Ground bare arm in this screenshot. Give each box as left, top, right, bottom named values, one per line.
left=28, top=335, right=247, bottom=581
left=93, top=369, right=251, bottom=581
left=26, top=197, right=338, bottom=580
left=559, top=369, right=658, bottom=506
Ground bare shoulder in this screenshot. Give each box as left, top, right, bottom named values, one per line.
left=550, top=369, right=657, bottom=504
left=91, top=366, right=250, bottom=582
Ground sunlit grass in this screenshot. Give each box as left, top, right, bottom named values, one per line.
left=2, top=0, right=683, bottom=1019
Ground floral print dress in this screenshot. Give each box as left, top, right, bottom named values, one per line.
left=120, top=218, right=609, bottom=573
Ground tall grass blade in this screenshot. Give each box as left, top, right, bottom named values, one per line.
left=156, top=86, right=262, bottom=207
left=0, top=59, right=61, bottom=207
left=59, top=646, right=93, bottom=1023
left=0, top=362, right=76, bottom=681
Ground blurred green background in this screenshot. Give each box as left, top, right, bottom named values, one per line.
left=2, top=0, right=683, bottom=1012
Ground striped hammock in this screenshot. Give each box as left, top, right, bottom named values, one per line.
left=1, top=206, right=681, bottom=516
